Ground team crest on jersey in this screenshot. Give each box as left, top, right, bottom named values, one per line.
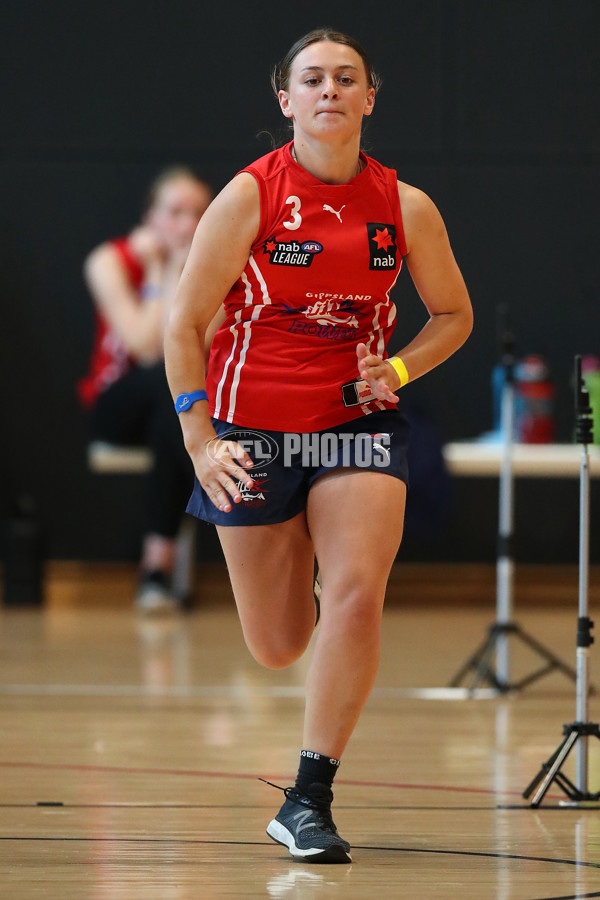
left=303, top=298, right=358, bottom=328
left=367, top=223, right=397, bottom=270
left=282, top=295, right=362, bottom=341
left=263, top=236, right=323, bottom=267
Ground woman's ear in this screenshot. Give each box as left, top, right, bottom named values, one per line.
left=363, top=87, right=376, bottom=117
left=279, top=90, right=293, bottom=119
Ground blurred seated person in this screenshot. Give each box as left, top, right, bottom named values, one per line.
left=78, top=167, right=213, bottom=613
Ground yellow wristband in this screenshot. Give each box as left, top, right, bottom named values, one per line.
left=389, top=356, right=410, bottom=388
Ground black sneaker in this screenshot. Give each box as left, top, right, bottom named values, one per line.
left=135, top=570, right=179, bottom=615
left=265, top=781, right=352, bottom=864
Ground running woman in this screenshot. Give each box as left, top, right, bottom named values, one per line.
left=165, top=28, right=472, bottom=863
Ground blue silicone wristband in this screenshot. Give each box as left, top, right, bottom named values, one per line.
left=174, top=390, right=208, bottom=413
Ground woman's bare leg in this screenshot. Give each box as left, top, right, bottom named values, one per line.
left=304, top=470, right=406, bottom=758
left=216, top=512, right=316, bottom=669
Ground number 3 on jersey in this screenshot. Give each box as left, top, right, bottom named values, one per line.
left=283, top=195, right=302, bottom=231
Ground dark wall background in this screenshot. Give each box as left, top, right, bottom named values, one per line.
left=2, top=0, right=599, bottom=564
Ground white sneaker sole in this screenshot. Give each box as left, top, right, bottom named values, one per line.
left=135, top=588, right=179, bottom=615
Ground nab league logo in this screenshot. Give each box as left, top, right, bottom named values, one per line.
left=367, top=223, right=397, bottom=270
left=264, top=236, right=323, bottom=268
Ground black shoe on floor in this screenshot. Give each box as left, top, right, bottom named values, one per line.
left=265, top=782, right=351, bottom=864
left=135, top=570, right=179, bottom=615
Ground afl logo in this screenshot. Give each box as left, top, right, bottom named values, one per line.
left=301, top=241, right=323, bottom=254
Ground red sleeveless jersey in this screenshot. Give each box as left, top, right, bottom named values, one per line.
left=207, top=141, right=407, bottom=432
left=77, top=237, right=143, bottom=408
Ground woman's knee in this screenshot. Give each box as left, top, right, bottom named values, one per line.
left=244, top=629, right=312, bottom=670
left=321, top=585, right=384, bottom=636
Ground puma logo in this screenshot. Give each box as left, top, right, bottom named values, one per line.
left=323, top=204, right=345, bottom=223
left=373, top=441, right=391, bottom=464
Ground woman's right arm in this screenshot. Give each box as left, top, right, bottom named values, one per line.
left=164, top=173, right=260, bottom=513
left=83, top=236, right=167, bottom=364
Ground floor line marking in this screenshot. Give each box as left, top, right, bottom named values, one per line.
left=0, top=835, right=598, bottom=871
left=533, top=892, right=600, bottom=900
left=0, top=683, right=497, bottom=700
left=0, top=803, right=501, bottom=811
left=0, top=760, right=561, bottom=800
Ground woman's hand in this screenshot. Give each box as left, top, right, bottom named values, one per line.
left=356, top=343, right=401, bottom=403
left=187, top=432, right=255, bottom=513
left=128, top=226, right=167, bottom=268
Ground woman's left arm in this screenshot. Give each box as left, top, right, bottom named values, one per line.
left=357, top=181, right=473, bottom=399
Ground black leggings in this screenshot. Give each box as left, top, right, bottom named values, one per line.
left=92, top=364, right=194, bottom=539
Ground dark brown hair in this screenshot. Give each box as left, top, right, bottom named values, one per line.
left=271, top=28, right=381, bottom=96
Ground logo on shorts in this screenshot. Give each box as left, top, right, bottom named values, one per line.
left=206, top=430, right=279, bottom=470
left=371, top=432, right=391, bottom=464
left=263, top=236, right=323, bottom=267
left=367, top=223, right=397, bottom=270
left=236, top=473, right=269, bottom=507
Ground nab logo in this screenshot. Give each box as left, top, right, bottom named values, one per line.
left=366, top=223, right=397, bottom=270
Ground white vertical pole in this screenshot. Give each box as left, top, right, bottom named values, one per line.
left=496, top=378, right=515, bottom=685
left=575, top=443, right=590, bottom=793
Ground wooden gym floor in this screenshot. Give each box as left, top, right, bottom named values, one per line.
left=1, top=563, right=599, bottom=899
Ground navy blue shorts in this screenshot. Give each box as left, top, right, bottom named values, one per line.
left=186, top=409, right=410, bottom=527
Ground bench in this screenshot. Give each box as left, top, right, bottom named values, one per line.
left=443, top=441, right=600, bottom=477
left=87, top=441, right=197, bottom=601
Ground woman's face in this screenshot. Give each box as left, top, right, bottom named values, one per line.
left=279, top=41, right=375, bottom=142
left=147, top=178, right=212, bottom=251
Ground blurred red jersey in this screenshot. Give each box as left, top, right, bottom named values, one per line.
left=78, top=237, right=143, bottom=407
left=207, top=142, right=407, bottom=432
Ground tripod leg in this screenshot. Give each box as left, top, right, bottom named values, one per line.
left=523, top=735, right=568, bottom=799
left=527, top=729, right=579, bottom=808
left=515, top=628, right=577, bottom=683
left=449, top=632, right=494, bottom=687
left=469, top=631, right=507, bottom=692
left=514, top=663, right=562, bottom=692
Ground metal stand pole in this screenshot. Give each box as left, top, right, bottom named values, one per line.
left=495, top=349, right=515, bottom=684
left=523, top=356, right=600, bottom=807
left=450, top=313, right=577, bottom=694
left=576, top=435, right=591, bottom=793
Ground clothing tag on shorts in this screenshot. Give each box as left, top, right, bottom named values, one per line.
left=341, top=379, right=377, bottom=407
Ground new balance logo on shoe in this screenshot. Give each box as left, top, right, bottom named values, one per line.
left=293, top=808, right=316, bottom=835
